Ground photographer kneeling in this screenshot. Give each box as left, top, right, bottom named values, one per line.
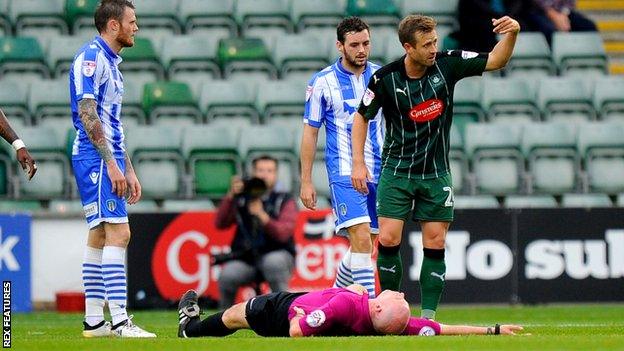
left=215, top=155, right=298, bottom=309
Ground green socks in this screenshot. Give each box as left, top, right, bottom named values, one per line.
left=420, top=248, right=446, bottom=319
left=376, top=243, right=403, bottom=292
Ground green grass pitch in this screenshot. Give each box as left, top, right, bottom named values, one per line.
left=11, top=304, right=624, bottom=351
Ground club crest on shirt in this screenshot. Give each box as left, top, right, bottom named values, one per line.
left=461, top=50, right=478, bottom=59
left=306, top=310, right=326, bottom=328
left=362, top=88, right=375, bottom=106
left=82, top=60, right=96, bottom=77
left=429, top=74, right=443, bottom=87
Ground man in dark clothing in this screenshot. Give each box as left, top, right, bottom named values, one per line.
left=215, top=155, right=298, bottom=308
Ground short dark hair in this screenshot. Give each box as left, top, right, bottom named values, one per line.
left=252, top=155, right=278, bottom=169
left=94, top=0, right=135, bottom=34
left=398, top=15, right=437, bottom=46
left=336, top=17, right=370, bottom=43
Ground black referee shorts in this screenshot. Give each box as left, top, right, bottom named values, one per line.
left=245, top=291, right=305, bottom=337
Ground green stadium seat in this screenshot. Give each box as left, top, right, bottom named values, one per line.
left=162, top=199, right=215, bottom=212
left=236, top=0, right=293, bottom=36
left=552, top=32, right=608, bottom=75
left=0, top=79, right=31, bottom=124
left=160, top=35, right=220, bottom=80
left=125, top=125, right=184, bottom=198
left=10, top=0, right=68, bottom=36
left=65, top=0, right=99, bottom=34
left=617, top=193, right=624, bottom=207
left=199, top=80, right=260, bottom=122
left=522, top=122, right=579, bottom=194
left=16, top=126, right=69, bottom=198
left=464, top=123, right=524, bottom=195
left=180, top=0, right=237, bottom=37
left=181, top=124, right=242, bottom=198
left=0, top=37, right=50, bottom=79
left=577, top=121, right=624, bottom=193
left=302, top=27, right=338, bottom=61
left=49, top=199, right=84, bottom=215
left=0, top=200, right=42, bottom=213
left=0, top=0, right=10, bottom=35
left=401, top=0, right=458, bottom=27
left=593, top=76, right=624, bottom=121
left=454, top=195, right=499, bottom=209
left=454, top=77, right=485, bottom=122
left=255, top=80, right=306, bottom=122
left=482, top=77, right=540, bottom=123
left=132, top=0, right=182, bottom=35
left=217, top=38, right=277, bottom=79
left=47, top=36, right=91, bottom=78
left=272, top=34, right=328, bottom=78
left=119, top=37, right=165, bottom=80
left=169, top=71, right=215, bottom=99
left=119, top=79, right=149, bottom=124
left=127, top=200, right=160, bottom=213
left=142, top=81, right=201, bottom=124
left=505, top=32, right=555, bottom=77
left=345, top=0, right=401, bottom=28
left=291, top=0, right=343, bottom=30
left=449, top=123, right=468, bottom=194
left=503, top=195, right=557, bottom=208
left=28, top=79, right=70, bottom=123
left=537, top=77, right=595, bottom=122
left=561, top=193, right=612, bottom=208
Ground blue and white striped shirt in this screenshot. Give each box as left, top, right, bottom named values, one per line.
left=70, top=36, right=126, bottom=160
left=304, top=59, right=385, bottom=184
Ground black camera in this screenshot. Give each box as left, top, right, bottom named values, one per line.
left=242, top=177, right=267, bottom=200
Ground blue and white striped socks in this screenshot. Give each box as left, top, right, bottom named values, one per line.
left=351, top=252, right=376, bottom=298
left=83, top=246, right=105, bottom=326
left=334, top=248, right=353, bottom=288
left=102, top=246, right=128, bottom=326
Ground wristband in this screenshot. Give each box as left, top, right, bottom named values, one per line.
left=12, top=139, right=26, bottom=151
left=495, top=324, right=500, bottom=335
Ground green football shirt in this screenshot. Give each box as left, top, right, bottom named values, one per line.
left=358, top=50, right=487, bottom=180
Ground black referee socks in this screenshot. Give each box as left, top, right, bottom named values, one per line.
left=185, top=311, right=235, bottom=337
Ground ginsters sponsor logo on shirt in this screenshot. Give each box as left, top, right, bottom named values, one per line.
left=408, top=99, right=444, bottom=123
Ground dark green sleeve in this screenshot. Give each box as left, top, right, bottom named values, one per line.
left=441, top=50, right=488, bottom=83
left=357, top=73, right=383, bottom=121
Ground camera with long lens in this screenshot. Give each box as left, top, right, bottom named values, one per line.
left=241, top=177, right=267, bottom=200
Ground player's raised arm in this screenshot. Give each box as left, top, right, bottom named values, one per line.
left=78, top=98, right=126, bottom=197
left=485, top=16, right=521, bottom=71
left=0, top=108, right=37, bottom=180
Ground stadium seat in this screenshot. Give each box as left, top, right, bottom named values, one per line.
left=593, top=76, right=624, bottom=121
left=132, top=0, right=182, bottom=35
left=345, top=0, right=401, bottom=28
left=481, top=77, right=540, bottom=123
left=537, top=76, right=595, bottom=122
left=291, top=0, right=344, bottom=30
left=294, top=122, right=327, bottom=160
left=119, top=79, right=149, bottom=124
left=561, top=193, right=612, bottom=208
left=503, top=195, right=558, bottom=208
left=0, top=143, right=12, bottom=197
left=46, top=36, right=92, bottom=78
left=454, top=195, right=499, bottom=209
left=199, top=80, right=260, bottom=123
left=180, top=0, right=237, bottom=37
left=449, top=123, right=468, bottom=194
left=303, top=27, right=339, bottom=61
left=118, top=37, right=165, bottom=81
left=368, top=27, right=396, bottom=65
left=0, top=0, right=10, bottom=35
left=236, top=0, right=293, bottom=36
left=160, top=35, right=220, bottom=80
left=577, top=121, right=624, bottom=193
left=255, top=80, right=306, bottom=122
left=16, top=126, right=68, bottom=198
left=217, top=38, right=277, bottom=79
left=10, top=0, right=68, bottom=37
left=400, top=0, right=458, bottom=27
left=505, top=32, right=555, bottom=77
left=65, top=0, right=98, bottom=34
left=181, top=124, right=242, bottom=198
left=272, top=34, right=328, bottom=78
left=162, top=199, right=215, bottom=212
left=464, top=123, right=524, bottom=195
left=0, top=79, right=31, bottom=124
left=617, top=193, right=624, bottom=207
left=142, top=81, right=201, bottom=124
left=27, top=79, right=70, bottom=123
left=385, top=32, right=406, bottom=64
left=48, top=199, right=84, bottom=215
left=454, top=77, right=485, bottom=122
left=522, top=122, right=579, bottom=194
left=125, top=125, right=184, bottom=198
left=0, top=37, right=50, bottom=80
left=552, top=32, right=608, bottom=76
left=0, top=200, right=42, bottom=213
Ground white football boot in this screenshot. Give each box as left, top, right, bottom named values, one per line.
left=112, top=316, right=157, bottom=338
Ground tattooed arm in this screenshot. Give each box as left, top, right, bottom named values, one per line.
left=78, top=98, right=126, bottom=197
left=124, top=152, right=141, bottom=204
left=0, top=108, right=37, bottom=179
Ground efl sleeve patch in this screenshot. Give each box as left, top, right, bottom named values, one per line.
left=82, top=60, right=97, bottom=77
left=362, top=88, right=375, bottom=106
left=305, top=310, right=326, bottom=328
left=461, top=51, right=479, bottom=59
